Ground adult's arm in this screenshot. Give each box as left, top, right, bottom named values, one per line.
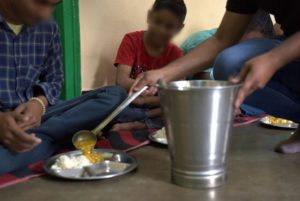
left=131, top=11, right=253, bottom=92
left=233, top=31, right=300, bottom=108
left=268, top=32, right=300, bottom=66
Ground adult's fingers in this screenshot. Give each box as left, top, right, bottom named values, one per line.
left=14, top=104, right=26, bottom=114
left=129, top=74, right=145, bottom=95
left=5, top=140, right=34, bottom=153
left=235, top=87, right=247, bottom=109
left=18, top=115, right=38, bottom=130
left=148, top=86, right=158, bottom=96
left=14, top=109, right=39, bottom=127
left=20, top=121, right=40, bottom=131
left=132, top=73, right=157, bottom=93
left=140, top=86, right=158, bottom=97
left=3, top=133, right=36, bottom=153
left=231, top=64, right=250, bottom=84
left=13, top=110, right=35, bottom=128
left=7, top=117, right=41, bottom=145
left=232, top=64, right=253, bottom=108
left=234, top=73, right=257, bottom=108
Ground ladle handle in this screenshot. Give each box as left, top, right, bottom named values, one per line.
left=92, top=86, right=149, bottom=135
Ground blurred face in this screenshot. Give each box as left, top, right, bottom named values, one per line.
left=147, top=9, right=184, bottom=46
left=11, top=0, right=61, bottom=25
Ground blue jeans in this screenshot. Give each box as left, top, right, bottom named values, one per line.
left=213, top=38, right=300, bottom=123
left=0, top=86, right=127, bottom=175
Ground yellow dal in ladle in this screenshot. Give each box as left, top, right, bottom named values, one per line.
left=74, top=139, right=104, bottom=164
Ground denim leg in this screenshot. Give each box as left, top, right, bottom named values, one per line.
left=214, top=38, right=282, bottom=80
left=213, top=38, right=300, bottom=122
left=0, top=86, right=127, bottom=174
left=42, top=86, right=124, bottom=121
left=116, top=105, right=164, bottom=129
left=33, top=86, right=127, bottom=141
left=145, top=118, right=164, bottom=129
left=116, top=105, right=148, bottom=123
left=0, top=135, right=58, bottom=175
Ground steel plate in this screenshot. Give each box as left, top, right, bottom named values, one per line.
left=44, top=149, right=137, bottom=180
left=260, top=116, right=298, bottom=129
left=149, top=127, right=168, bottom=145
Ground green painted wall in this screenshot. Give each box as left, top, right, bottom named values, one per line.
left=54, top=0, right=82, bottom=100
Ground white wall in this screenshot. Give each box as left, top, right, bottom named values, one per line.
left=79, top=0, right=227, bottom=90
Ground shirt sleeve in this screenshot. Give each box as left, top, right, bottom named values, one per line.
left=226, top=0, right=258, bottom=14
left=114, top=34, right=136, bottom=67
left=175, top=48, right=183, bottom=59
left=31, top=23, right=64, bottom=105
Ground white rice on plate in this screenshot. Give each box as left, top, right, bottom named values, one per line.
left=51, top=155, right=92, bottom=170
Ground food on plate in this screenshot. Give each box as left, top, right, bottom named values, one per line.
left=51, top=155, right=93, bottom=170
left=74, top=139, right=104, bottom=164
left=266, top=116, right=294, bottom=125
left=51, top=139, right=105, bottom=170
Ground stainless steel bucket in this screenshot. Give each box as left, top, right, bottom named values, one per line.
left=158, top=80, right=240, bottom=188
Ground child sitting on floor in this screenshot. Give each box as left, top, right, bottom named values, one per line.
left=113, top=0, right=186, bottom=131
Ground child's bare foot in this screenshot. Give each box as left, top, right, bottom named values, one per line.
left=111, top=121, right=147, bottom=131
left=275, top=127, right=300, bottom=154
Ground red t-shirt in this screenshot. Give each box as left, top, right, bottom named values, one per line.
left=114, top=31, right=183, bottom=79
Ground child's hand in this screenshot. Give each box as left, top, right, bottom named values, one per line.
left=148, top=108, right=162, bottom=118
left=14, top=100, right=44, bottom=131
left=132, top=97, right=146, bottom=107
left=143, top=96, right=160, bottom=107
left=133, top=96, right=160, bottom=107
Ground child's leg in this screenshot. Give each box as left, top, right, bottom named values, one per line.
left=0, top=86, right=127, bottom=174
left=145, top=118, right=164, bottom=130
left=111, top=121, right=147, bottom=131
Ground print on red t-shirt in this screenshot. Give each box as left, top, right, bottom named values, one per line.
left=114, top=31, right=183, bottom=79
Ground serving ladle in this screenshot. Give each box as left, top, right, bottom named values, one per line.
left=72, top=86, right=149, bottom=148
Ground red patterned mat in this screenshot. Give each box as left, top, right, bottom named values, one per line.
left=0, top=115, right=265, bottom=189
left=0, top=130, right=150, bottom=189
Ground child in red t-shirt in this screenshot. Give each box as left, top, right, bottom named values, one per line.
left=113, top=0, right=186, bottom=131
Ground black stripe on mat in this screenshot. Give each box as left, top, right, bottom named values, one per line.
left=131, top=130, right=150, bottom=142
left=104, top=132, right=132, bottom=150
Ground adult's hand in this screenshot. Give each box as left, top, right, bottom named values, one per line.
left=14, top=100, right=44, bottom=131
left=232, top=53, right=280, bottom=109
left=0, top=112, right=41, bottom=153
left=130, top=69, right=167, bottom=96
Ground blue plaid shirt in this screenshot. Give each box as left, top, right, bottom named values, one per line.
left=0, top=15, right=64, bottom=111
